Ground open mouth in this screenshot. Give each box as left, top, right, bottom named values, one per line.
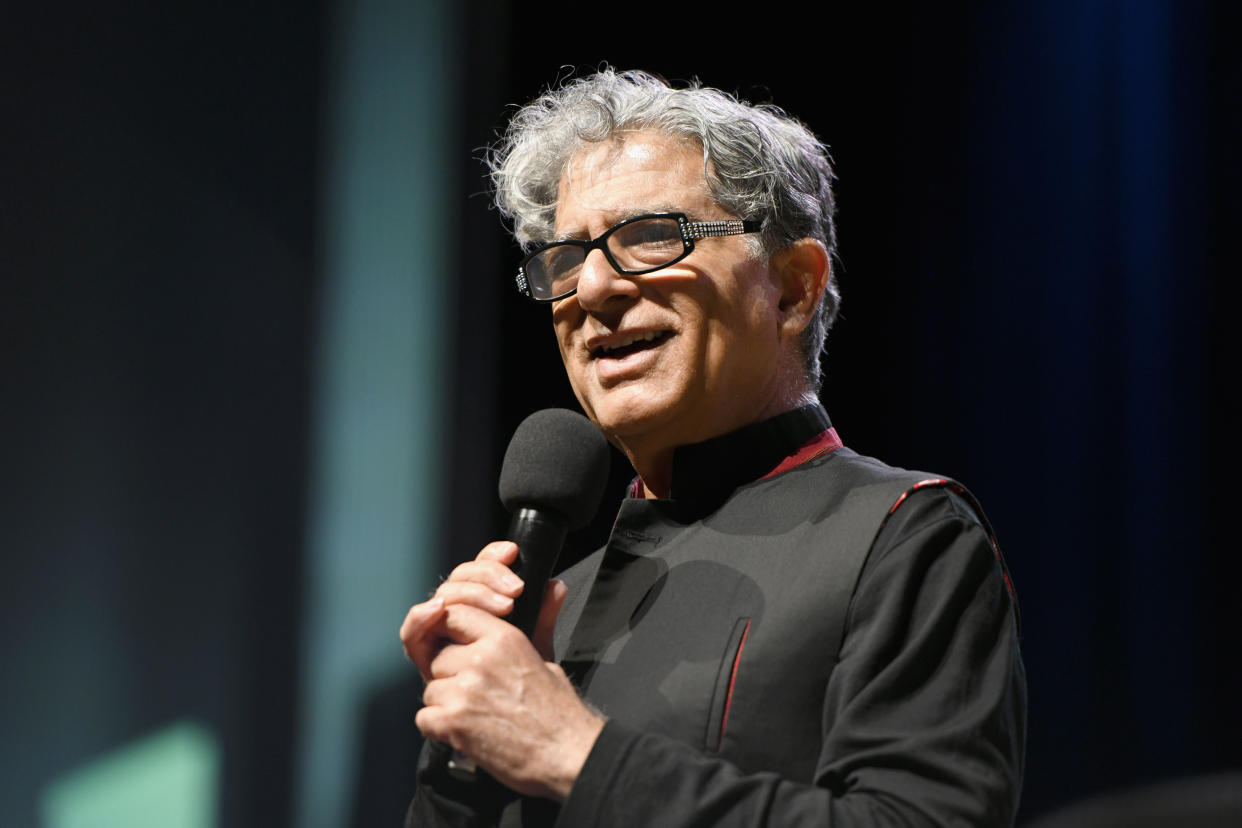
left=592, top=330, right=672, bottom=360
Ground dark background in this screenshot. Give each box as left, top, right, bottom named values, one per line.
left=4, top=1, right=1239, bottom=825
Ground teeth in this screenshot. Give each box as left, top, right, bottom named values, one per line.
left=602, top=331, right=662, bottom=354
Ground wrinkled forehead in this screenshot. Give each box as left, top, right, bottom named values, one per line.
left=554, top=131, right=715, bottom=228
left=559, top=133, right=667, bottom=188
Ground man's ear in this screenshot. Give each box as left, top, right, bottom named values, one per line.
left=771, top=238, right=830, bottom=339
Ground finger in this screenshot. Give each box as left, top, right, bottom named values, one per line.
left=532, top=578, right=567, bottom=661
left=438, top=603, right=527, bottom=649
left=419, top=676, right=449, bottom=709
left=426, top=639, right=483, bottom=680
left=400, top=599, right=450, bottom=681
left=476, top=540, right=519, bottom=564
left=429, top=615, right=536, bottom=680
left=414, top=684, right=456, bottom=744
left=432, top=580, right=515, bottom=616
left=442, top=559, right=525, bottom=598
left=399, top=597, right=445, bottom=656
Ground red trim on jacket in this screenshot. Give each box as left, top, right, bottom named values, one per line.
left=631, top=427, right=844, bottom=498
left=718, top=618, right=752, bottom=750
left=889, top=478, right=1018, bottom=607
left=760, top=427, right=844, bottom=480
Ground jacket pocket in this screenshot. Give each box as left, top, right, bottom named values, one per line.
left=704, top=616, right=751, bottom=753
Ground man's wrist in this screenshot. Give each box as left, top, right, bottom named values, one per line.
left=548, top=709, right=606, bottom=800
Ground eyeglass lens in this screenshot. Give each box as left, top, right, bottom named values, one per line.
left=526, top=216, right=685, bottom=299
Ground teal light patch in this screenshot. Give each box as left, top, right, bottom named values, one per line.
left=39, top=721, right=220, bottom=828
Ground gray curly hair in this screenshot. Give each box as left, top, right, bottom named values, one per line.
left=488, top=68, right=841, bottom=392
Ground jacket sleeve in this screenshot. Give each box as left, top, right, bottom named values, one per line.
left=405, top=740, right=523, bottom=828
left=553, top=489, right=1027, bottom=827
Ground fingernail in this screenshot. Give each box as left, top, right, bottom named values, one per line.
left=502, top=573, right=523, bottom=591
left=492, top=593, right=514, bottom=610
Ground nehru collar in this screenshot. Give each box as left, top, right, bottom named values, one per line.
left=637, top=404, right=836, bottom=515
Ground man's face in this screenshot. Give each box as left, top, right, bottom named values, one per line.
left=551, top=130, right=793, bottom=462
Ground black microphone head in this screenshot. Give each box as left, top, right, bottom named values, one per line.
left=499, top=409, right=610, bottom=529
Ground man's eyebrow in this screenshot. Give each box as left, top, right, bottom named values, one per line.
left=557, top=206, right=686, bottom=241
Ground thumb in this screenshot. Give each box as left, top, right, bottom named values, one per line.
left=532, top=578, right=567, bottom=660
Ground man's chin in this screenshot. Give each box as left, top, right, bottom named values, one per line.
left=586, top=395, right=693, bottom=454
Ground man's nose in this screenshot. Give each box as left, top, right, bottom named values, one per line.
left=574, top=249, right=640, bottom=310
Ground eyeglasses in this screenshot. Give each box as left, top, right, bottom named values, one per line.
left=515, top=212, right=764, bottom=302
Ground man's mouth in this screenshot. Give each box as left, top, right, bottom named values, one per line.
left=591, top=331, right=672, bottom=360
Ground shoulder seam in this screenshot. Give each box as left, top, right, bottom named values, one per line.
left=871, top=479, right=1021, bottom=634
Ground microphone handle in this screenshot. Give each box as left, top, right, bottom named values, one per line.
left=446, top=506, right=569, bottom=780
left=506, top=506, right=569, bottom=637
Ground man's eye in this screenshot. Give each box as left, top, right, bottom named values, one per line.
left=615, top=220, right=681, bottom=249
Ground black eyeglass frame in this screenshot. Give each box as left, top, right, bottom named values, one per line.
left=515, top=212, right=765, bottom=302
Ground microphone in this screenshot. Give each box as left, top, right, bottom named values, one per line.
left=498, top=408, right=611, bottom=636
left=445, top=408, right=609, bottom=779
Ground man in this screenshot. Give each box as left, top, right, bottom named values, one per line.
left=401, top=68, right=1025, bottom=826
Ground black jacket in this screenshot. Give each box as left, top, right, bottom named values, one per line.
left=409, top=406, right=1026, bottom=827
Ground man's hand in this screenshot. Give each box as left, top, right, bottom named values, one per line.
left=398, top=541, right=599, bottom=800
left=399, top=541, right=566, bottom=680
left=415, top=604, right=604, bottom=800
